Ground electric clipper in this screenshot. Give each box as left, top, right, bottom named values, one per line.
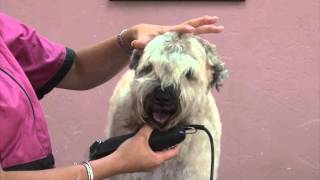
left=89, top=125, right=186, bottom=160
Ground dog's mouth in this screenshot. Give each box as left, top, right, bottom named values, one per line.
left=152, top=104, right=177, bottom=124
left=142, top=85, right=180, bottom=130
left=144, top=102, right=178, bottom=130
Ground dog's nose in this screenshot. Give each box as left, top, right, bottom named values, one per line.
left=154, top=86, right=176, bottom=104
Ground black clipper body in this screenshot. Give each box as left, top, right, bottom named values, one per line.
left=89, top=125, right=186, bottom=160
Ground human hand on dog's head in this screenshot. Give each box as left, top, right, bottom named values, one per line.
left=113, top=125, right=180, bottom=173
left=124, top=15, right=224, bottom=49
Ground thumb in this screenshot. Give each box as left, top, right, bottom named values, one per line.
left=131, top=38, right=151, bottom=49
left=136, top=124, right=154, bottom=140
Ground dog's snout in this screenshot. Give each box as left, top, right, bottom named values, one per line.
left=154, top=86, right=177, bottom=104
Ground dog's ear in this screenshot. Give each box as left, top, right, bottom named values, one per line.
left=211, top=63, right=229, bottom=92
left=129, top=49, right=143, bottom=70
left=196, top=37, right=229, bottom=92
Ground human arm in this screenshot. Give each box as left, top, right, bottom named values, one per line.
left=57, top=15, right=224, bottom=90
left=0, top=125, right=179, bottom=180
left=0, top=153, right=132, bottom=180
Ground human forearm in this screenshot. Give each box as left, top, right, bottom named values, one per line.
left=57, top=29, right=134, bottom=90
left=1, top=164, right=86, bottom=180
left=0, top=153, right=124, bottom=180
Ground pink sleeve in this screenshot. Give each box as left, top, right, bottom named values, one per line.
left=0, top=12, right=75, bottom=99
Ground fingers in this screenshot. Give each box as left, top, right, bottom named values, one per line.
left=131, top=15, right=222, bottom=49
left=155, top=145, right=181, bottom=162
left=136, top=125, right=181, bottom=162
left=132, top=25, right=195, bottom=49
left=194, top=25, right=224, bottom=35
left=169, top=25, right=196, bottom=34
left=167, top=16, right=223, bottom=37
left=185, top=15, right=219, bottom=28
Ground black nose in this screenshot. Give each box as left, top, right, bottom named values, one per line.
left=154, top=86, right=176, bottom=104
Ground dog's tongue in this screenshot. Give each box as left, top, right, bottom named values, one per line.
left=152, top=112, right=170, bottom=124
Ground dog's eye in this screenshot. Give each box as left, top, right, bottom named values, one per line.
left=186, top=70, right=195, bottom=81
left=137, top=65, right=153, bottom=77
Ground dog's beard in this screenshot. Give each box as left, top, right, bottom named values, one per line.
left=132, top=83, right=204, bottom=131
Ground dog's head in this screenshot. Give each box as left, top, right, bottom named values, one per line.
left=129, top=32, right=228, bottom=131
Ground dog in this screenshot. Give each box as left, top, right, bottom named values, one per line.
left=105, top=32, right=228, bottom=180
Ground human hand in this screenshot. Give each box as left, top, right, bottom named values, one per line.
left=113, top=125, right=180, bottom=173
left=126, top=15, right=224, bottom=49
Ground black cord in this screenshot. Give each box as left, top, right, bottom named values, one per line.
left=183, top=125, right=214, bottom=180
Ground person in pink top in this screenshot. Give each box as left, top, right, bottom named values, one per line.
left=0, top=12, right=223, bottom=179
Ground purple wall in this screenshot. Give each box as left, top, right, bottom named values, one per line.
left=1, top=0, right=319, bottom=179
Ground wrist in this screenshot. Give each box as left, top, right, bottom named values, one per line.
left=81, top=161, right=94, bottom=180
left=90, top=151, right=125, bottom=179
left=123, top=27, right=136, bottom=47
left=117, top=27, right=136, bottom=55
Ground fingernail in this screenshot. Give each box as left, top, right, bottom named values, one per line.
left=188, top=26, right=195, bottom=30
left=186, top=26, right=195, bottom=32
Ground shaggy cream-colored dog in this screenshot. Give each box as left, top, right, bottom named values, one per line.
left=105, top=32, right=228, bottom=180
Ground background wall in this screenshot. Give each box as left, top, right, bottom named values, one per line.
left=1, top=0, right=319, bottom=179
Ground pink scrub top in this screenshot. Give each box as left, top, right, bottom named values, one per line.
left=0, top=12, right=75, bottom=170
